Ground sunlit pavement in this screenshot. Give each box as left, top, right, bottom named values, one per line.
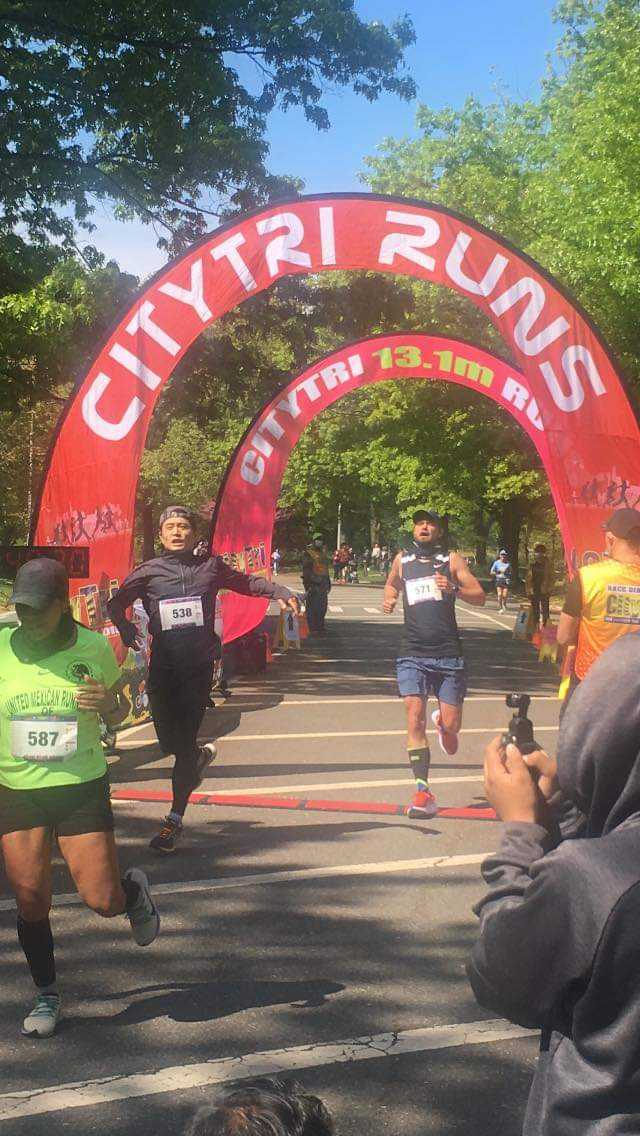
left=0, top=577, right=558, bottom=1135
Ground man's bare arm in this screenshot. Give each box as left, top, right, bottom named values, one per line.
left=383, top=553, right=402, bottom=613
left=450, top=553, right=486, bottom=606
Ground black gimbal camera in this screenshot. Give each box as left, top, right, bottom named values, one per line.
left=502, top=693, right=542, bottom=755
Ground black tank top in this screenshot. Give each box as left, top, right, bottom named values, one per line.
left=399, top=545, right=462, bottom=658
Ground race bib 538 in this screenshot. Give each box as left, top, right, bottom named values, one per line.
left=159, top=596, right=204, bottom=631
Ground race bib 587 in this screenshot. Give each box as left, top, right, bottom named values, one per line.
left=11, top=716, right=78, bottom=763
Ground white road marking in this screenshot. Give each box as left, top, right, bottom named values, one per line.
left=364, top=606, right=381, bottom=613
left=115, top=724, right=558, bottom=748
left=181, top=773, right=484, bottom=797
left=0, top=852, right=489, bottom=914
left=328, top=605, right=344, bottom=613
left=0, top=1018, right=534, bottom=1120
left=456, top=606, right=513, bottom=631
left=219, top=695, right=559, bottom=706
left=218, top=726, right=558, bottom=742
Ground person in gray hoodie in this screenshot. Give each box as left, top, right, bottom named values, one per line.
left=468, top=631, right=640, bottom=1135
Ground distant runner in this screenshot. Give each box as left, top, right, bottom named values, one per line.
left=490, top=549, right=512, bottom=612
left=383, top=509, right=485, bottom=818
left=0, top=559, right=159, bottom=1038
left=108, top=505, right=299, bottom=853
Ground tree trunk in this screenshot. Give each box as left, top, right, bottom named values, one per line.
left=474, top=507, right=491, bottom=568
left=370, top=504, right=381, bottom=548
left=498, top=501, right=524, bottom=581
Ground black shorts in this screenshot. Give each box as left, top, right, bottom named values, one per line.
left=0, top=773, right=114, bottom=838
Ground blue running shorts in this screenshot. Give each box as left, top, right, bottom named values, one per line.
left=396, top=656, right=467, bottom=705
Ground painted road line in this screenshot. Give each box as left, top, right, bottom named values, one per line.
left=0, top=1018, right=535, bottom=1120
left=211, top=695, right=560, bottom=706
left=364, top=606, right=382, bottom=613
left=0, top=852, right=489, bottom=915
left=115, top=724, right=558, bottom=749
left=217, top=725, right=559, bottom=741
left=109, top=788, right=496, bottom=820
left=180, top=774, right=484, bottom=797
left=453, top=604, right=513, bottom=631
left=328, top=605, right=344, bottom=613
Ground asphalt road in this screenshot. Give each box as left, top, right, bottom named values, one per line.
left=0, top=578, right=560, bottom=1135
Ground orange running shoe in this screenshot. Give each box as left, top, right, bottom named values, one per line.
left=406, top=788, right=438, bottom=819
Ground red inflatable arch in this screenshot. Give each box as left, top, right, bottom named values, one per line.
left=32, top=194, right=640, bottom=633
left=214, top=333, right=553, bottom=641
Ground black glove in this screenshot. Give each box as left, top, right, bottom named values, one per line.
left=119, top=622, right=141, bottom=650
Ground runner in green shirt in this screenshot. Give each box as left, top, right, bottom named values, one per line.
left=0, top=559, right=161, bottom=1038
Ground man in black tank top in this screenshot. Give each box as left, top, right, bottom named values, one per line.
left=383, top=510, right=485, bottom=818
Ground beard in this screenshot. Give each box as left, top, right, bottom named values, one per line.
left=415, top=536, right=438, bottom=554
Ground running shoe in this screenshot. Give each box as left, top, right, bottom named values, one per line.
left=193, top=742, right=217, bottom=789
left=149, top=816, right=183, bottom=854
left=123, top=867, right=160, bottom=945
left=407, top=788, right=438, bottom=819
left=22, top=992, right=61, bottom=1038
left=431, top=709, right=459, bottom=756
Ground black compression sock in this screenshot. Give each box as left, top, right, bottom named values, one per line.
left=121, top=877, right=141, bottom=911
left=408, top=746, right=431, bottom=786
left=17, top=915, right=56, bottom=989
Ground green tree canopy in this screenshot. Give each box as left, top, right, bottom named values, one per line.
left=364, top=0, right=640, bottom=380
left=1, top=1, right=415, bottom=251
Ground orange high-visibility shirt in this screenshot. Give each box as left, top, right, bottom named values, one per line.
left=575, top=559, right=640, bottom=679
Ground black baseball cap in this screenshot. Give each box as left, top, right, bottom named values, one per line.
left=159, top=505, right=196, bottom=528
left=10, top=558, right=69, bottom=610
left=602, top=508, right=640, bottom=539
left=412, top=509, right=442, bottom=525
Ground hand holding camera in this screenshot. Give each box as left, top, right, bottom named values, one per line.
left=484, top=694, right=559, bottom=824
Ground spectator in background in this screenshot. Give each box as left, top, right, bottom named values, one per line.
left=468, top=632, right=640, bottom=1135
left=557, top=507, right=640, bottom=702
left=185, top=1076, right=334, bottom=1136
left=490, top=549, right=512, bottom=612
left=332, top=548, right=341, bottom=582
left=271, top=547, right=282, bottom=576
left=337, top=542, right=350, bottom=582
left=371, top=542, right=381, bottom=572
left=302, top=534, right=332, bottom=635
left=362, top=547, right=371, bottom=575
left=380, top=545, right=390, bottom=575
left=526, top=543, right=554, bottom=628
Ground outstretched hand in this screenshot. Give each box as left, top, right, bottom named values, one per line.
left=278, top=595, right=300, bottom=615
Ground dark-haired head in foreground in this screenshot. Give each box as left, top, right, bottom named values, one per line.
left=184, top=1077, right=334, bottom=1136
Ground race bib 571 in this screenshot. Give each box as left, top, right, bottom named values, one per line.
left=405, top=576, right=442, bottom=606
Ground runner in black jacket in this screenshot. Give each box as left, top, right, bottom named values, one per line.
left=107, top=506, right=298, bottom=853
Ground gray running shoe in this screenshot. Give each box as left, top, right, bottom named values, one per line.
left=22, top=992, right=61, bottom=1038
left=123, top=867, right=160, bottom=946
left=149, top=815, right=183, bottom=854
